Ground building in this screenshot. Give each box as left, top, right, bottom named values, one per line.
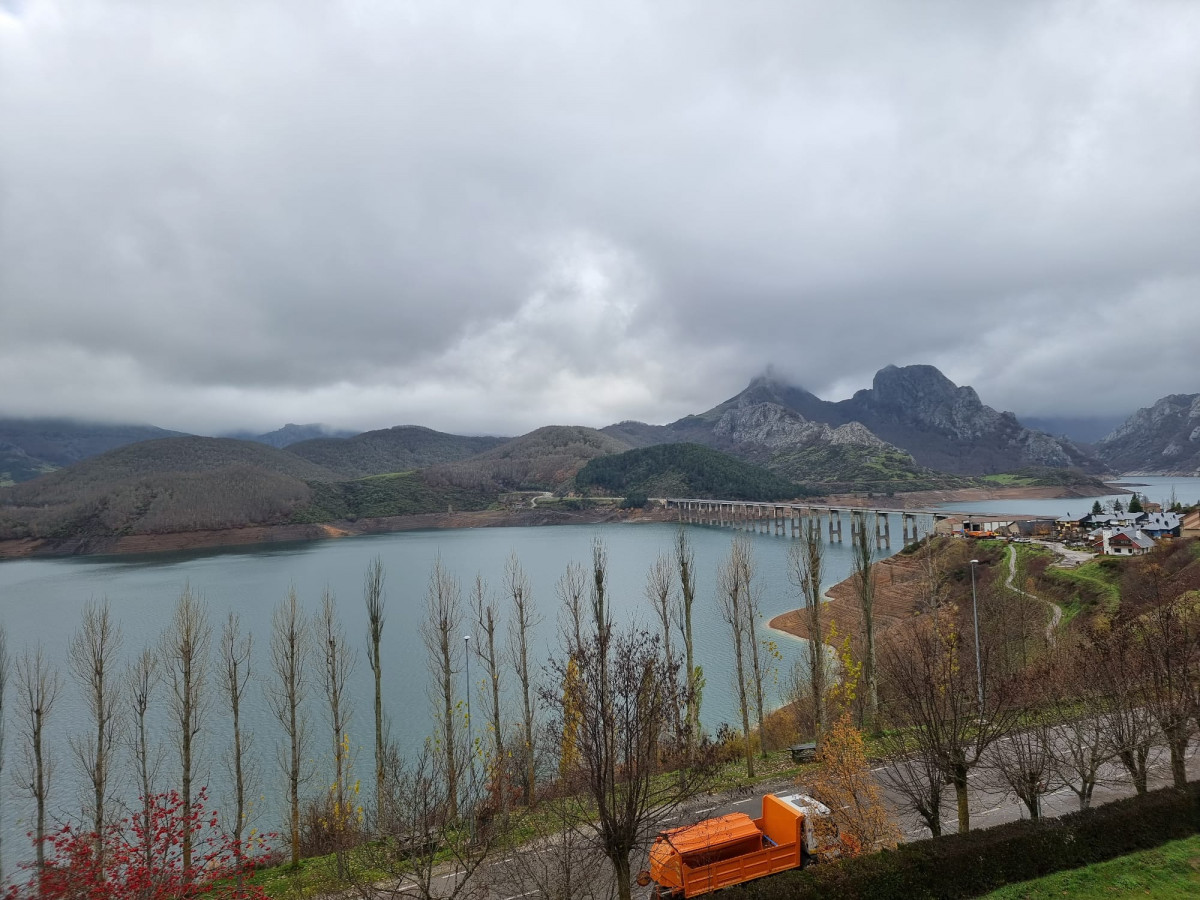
left=1137, top=511, right=1182, bottom=538
left=1089, top=527, right=1155, bottom=556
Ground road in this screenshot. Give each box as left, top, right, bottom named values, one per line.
left=414, top=737, right=1199, bottom=900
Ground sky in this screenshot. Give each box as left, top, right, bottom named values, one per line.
left=2, top=1, right=1199, bottom=437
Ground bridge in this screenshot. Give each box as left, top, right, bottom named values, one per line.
left=661, top=497, right=963, bottom=549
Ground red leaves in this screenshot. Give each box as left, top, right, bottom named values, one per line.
left=15, top=789, right=273, bottom=900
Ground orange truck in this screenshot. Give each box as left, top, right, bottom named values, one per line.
left=638, top=793, right=830, bottom=899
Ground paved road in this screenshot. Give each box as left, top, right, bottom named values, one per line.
left=461, top=739, right=1200, bottom=900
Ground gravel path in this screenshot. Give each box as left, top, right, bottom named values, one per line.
left=1006, top=544, right=1063, bottom=643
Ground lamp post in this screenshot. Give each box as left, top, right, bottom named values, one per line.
left=463, top=634, right=473, bottom=779
left=969, top=559, right=984, bottom=714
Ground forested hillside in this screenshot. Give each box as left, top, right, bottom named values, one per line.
left=574, top=442, right=813, bottom=500
left=0, top=437, right=337, bottom=539
left=287, top=425, right=507, bottom=477
left=0, top=417, right=185, bottom=484
left=430, top=425, right=631, bottom=492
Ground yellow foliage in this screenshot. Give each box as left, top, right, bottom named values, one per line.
left=808, top=713, right=900, bottom=854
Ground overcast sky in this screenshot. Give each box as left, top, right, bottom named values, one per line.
left=2, top=1, right=1199, bottom=436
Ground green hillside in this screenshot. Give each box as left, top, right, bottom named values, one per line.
left=574, top=442, right=813, bottom=500
left=287, top=425, right=507, bottom=477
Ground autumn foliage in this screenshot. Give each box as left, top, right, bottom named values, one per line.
left=809, top=714, right=900, bottom=854
left=9, top=789, right=270, bottom=900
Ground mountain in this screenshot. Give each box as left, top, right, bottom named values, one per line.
left=0, top=417, right=185, bottom=484
left=0, top=437, right=339, bottom=540
left=713, top=366, right=1104, bottom=477
left=1095, top=394, right=1200, bottom=475
left=430, top=425, right=632, bottom=492
left=223, top=423, right=358, bottom=448
left=1019, top=414, right=1130, bottom=446
left=287, top=425, right=508, bottom=478
left=603, top=375, right=965, bottom=488
left=574, top=443, right=813, bottom=500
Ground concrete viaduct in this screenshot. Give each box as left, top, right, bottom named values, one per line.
left=661, top=498, right=961, bottom=550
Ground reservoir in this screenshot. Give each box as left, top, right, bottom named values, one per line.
left=0, top=519, right=903, bottom=863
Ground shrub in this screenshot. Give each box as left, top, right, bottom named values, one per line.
left=722, top=781, right=1200, bottom=900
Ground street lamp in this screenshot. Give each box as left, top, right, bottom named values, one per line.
left=463, top=633, right=473, bottom=781
left=969, top=559, right=984, bottom=713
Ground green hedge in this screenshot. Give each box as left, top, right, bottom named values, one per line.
left=722, top=782, right=1200, bottom=900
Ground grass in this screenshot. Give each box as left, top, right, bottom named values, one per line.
left=982, top=834, right=1200, bottom=899
left=1045, top=557, right=1123, bottom=621
left=982, top=473, right=1037, bottom=486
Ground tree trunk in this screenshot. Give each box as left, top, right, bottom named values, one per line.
left=953, top=770, right=970, bottom=834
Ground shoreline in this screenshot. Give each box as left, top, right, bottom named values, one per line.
left=0, top=505, right=679, bottom=561
left=0, top=481, right=1123, bottom=562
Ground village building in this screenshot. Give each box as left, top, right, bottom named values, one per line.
left=1089, top=527, right=1156, bottom=556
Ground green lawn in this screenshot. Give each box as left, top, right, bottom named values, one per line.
left=983, top=834, right=1200, bottom=899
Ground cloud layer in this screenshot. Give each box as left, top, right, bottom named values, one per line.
left=3, top=0, right=1199, bottom=435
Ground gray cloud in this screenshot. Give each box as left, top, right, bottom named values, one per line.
left=2, top=0, right=1199, bottom=435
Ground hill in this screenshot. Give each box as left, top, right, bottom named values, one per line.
left=288, top=425, right=507, bottom=477
left=574, top=443, right=813, bottom=500
left=1095, top=393, right=1200, bottom=475
left=222, top=423, right=358, bottom=448
left=0, top=417, right=185, bottom=484
left=0, top=437, right=338, bottom=540
left=431, top=425, right=631, bottom=492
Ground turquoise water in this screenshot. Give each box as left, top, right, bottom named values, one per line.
left=0, top=519, right=912, bottom=863
left=935, top=476, right=1200, bottom=520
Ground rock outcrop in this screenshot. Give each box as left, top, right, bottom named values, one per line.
left=1096, top=394, right=1200, bottom=475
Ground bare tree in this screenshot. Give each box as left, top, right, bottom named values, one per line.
left=717, top=536, right=755, bottom=777
left=17, top=643, right=62, bottom=877
left=1090, top=624, right=1157, bottom=794
left=505, top=552, right=540, bottom=807
left=69, top=599, right=123, bottom=869
left=471, top=574, right=506, bottom=804
left=991, top=676, right=1057, bottom=821
left=424, top=557, right=464, bottom=822
left=364, top=556, right=387, bottom=829
left=880, top=608, right=1018, bottom=833
left=318, top=588, right=357, bottom=874
left=1130, top=593, right=1197, bottom=789
left=160, top=585, right=211, bottom=875
left=645, top=553, right=682, bottom=742
left=544, top=543, right=704, bottom=900
left=851, top=516, right=879, bottom=730
left=674, top=529, right=701, bottom=749
left=268, top=586, right=311, bottom=867
left=351, top=740, right=496, bottom=900
left=733, top=540, right=770, bottom=755
left=876, top=732, right=948, bottom=837
left=788, top=522, right=826, bottom=742
left=220, top=612, right=255, bottom=891
left=1045, top=640, right=1114, bottom=810
left=127, top=648, right=163, bottom=872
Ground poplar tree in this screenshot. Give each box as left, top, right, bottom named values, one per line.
left=69, top=600, right=122, bottom=875
left=161, top=586, right=211, bottom=876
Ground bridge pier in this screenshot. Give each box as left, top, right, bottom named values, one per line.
left=829, top=510, right=842, bottom=542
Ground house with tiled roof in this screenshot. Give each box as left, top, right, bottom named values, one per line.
left=1089, top=527, right=1155, bottom=556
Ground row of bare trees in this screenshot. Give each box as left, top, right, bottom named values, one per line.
left=874, top=545, right=1200, bottom=837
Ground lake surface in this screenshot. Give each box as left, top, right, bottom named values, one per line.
left=934, top=475, right=1200, bottom=520
left=0, top=519, right=917, bottom=864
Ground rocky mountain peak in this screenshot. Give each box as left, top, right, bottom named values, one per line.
left=1096, top=393, right=1200, bottom=475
